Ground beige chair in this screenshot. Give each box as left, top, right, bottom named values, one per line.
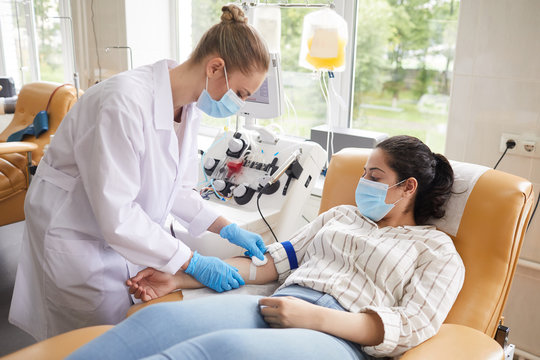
left=2, top=147, right=534, bottom=359
left=0, top=82, right=79, bottom=226
left=318, top=148, right=533, bottom=359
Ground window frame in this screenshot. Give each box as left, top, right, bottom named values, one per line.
left=331, top=0, right=358, bottom=129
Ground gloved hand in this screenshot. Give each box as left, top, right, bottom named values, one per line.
left=220, top=223, right=267, bottom=261
left=184, top=251, right=245, bottom=293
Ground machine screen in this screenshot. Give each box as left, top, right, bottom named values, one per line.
left=246, top=78, right=270, bottom=105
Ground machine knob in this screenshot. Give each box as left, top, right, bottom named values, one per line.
left=213, top=179, right=226, bottom=192
left=228, top=138, right=244, bottom=153
left=258, top=176, right=271, bottom=188
left=204, top=158, right=216, bottom=170
left=233, top=184, right=248, bottom=198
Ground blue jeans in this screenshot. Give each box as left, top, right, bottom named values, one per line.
left=67, top=285, right=373, bottom=360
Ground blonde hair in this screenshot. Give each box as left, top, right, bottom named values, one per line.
left=191, top=5, right=270, bottom=75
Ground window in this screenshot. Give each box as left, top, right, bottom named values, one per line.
left=0, top=0, right=39, bottom=89
left=179, top=1, right=228, bottom=132
left=35, top=0, right=69, bottom=83
left=0, top=0, right=72, bottom=89
left=352, top=0, right=460, bottom=153
left=180, top=0, right=460, bottom=153
left=0, top=0, right=459, bottom=153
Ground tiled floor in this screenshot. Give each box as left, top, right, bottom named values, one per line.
left=0, top=221, right=36, bottom=356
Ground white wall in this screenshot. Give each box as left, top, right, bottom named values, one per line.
left=125, top=0, right=177, bottom=68
left=446, top=0, right=540, bottom=356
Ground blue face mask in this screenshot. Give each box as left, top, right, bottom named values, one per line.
left=196, top=66, right=245, bottom=118
left=355, top=177, right=405, bottom=222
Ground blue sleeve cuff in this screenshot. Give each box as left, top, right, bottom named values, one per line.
left=281, top=241, right=298, bottom=270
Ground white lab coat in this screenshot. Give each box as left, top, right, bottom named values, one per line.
left=9, top=60, right=220, bottom=340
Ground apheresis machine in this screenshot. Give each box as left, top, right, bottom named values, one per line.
left=172, top=53, right=327, bottom=258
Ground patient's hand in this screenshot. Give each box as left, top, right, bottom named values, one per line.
left=126, top=268, right=179, bottom=302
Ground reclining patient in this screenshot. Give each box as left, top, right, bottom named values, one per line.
left=68, top=135, right=465, bottom=360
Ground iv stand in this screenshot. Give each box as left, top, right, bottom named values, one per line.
left=105, top=46, right=134, bottom=70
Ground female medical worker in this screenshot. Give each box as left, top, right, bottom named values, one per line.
left=9, top=4, right=269, bottom=341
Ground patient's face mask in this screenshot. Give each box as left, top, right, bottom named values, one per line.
left=355, top=178, right=405, bottom=222
left=196, top=66, right=245, bottom=118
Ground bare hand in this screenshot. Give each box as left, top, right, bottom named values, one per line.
left=259, top=296, right=321, bottom=329
left=126, top=267, right=177, bottom=302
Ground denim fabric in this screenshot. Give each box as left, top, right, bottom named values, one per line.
left=67, top=286, right=373, bottom=360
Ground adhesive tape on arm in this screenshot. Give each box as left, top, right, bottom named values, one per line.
left=249, top=262, right=257, bottom=281
left=249, top=255, right=267, bottom=281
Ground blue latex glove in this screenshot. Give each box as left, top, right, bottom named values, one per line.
left=220, top=223, right=267, bottom=261
left=185, top=251, right=245, bottom=293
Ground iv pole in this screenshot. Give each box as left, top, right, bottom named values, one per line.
left=105, top=46, right=133, bottom=70
left=51, top=16, right=79, bottom=99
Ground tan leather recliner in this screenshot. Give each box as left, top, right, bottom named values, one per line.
left=0, top=82, right=79, bottom=226
left=2, top=147, right=533, bottom=360
left=318, top=148, right=534, bottom=359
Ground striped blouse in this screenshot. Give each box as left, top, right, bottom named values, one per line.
left=267, top=205, right=465, bottom=358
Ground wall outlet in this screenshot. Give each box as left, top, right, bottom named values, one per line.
left=523, top=140, right=536, bottom=154
left=500, top=133, right=540, bottom=158
left=500, top=133, right=520, bottom=153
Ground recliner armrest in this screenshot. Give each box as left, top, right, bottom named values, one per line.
left=126, top=291, right=184, bottom=317
left=0, top=325, right=113, bottom=360
left=400, top=324, right=504, bottom=360
left=0, top=141, right=38, bottom=155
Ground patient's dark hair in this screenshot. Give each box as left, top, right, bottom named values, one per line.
left=376, top=135, right=454, bottom=224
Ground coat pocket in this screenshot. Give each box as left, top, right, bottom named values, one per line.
left=43, top=237, right=105, bottom=312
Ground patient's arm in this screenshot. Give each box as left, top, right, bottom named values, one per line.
left=127, top=253, right=278, bottom=301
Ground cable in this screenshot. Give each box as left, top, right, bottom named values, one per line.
left=45, top=84, right=73, bottom=112
left=527, top=192, right=539, bottom=231
left=322, top=72, right=335, bottom=157
left=256, top=191, right=279, bottom=242
left=284, top=91, right=298, bottom=136
left=493, top=147, right=509, bottom=169
left=91, top=0, right=102, bottom=82
left=492, top=139, right=537, bottom=232
left=319, top=71, right=331, bottom=158
left=493, top=139, right=516, bottom=169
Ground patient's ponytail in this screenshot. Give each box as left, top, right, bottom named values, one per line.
left=427, top=153, right=454, bottom=220
left=376, top=135, right=454, bottom=224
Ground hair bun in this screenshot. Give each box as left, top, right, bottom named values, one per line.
left=221, top=5, right=247, bottom=24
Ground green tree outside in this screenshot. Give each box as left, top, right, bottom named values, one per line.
left=34, top=0, right=64, bottom=83
left=353, top=0, right=460, bottom=153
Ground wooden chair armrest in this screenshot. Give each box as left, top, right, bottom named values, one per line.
left=0, top=142, right=38, bottom=155
left=400, top=324, right=504, bottom=360
left=0, top=325, right=113, bottom=360
left=126, top=291, right=184, bottom=317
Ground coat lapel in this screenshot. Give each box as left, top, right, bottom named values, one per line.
left=152, top=60, right=179, bottom=171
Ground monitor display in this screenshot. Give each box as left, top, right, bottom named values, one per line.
left=246, top=78, right=270, bottom=105
left=239, top=53, right=283, bottom=119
